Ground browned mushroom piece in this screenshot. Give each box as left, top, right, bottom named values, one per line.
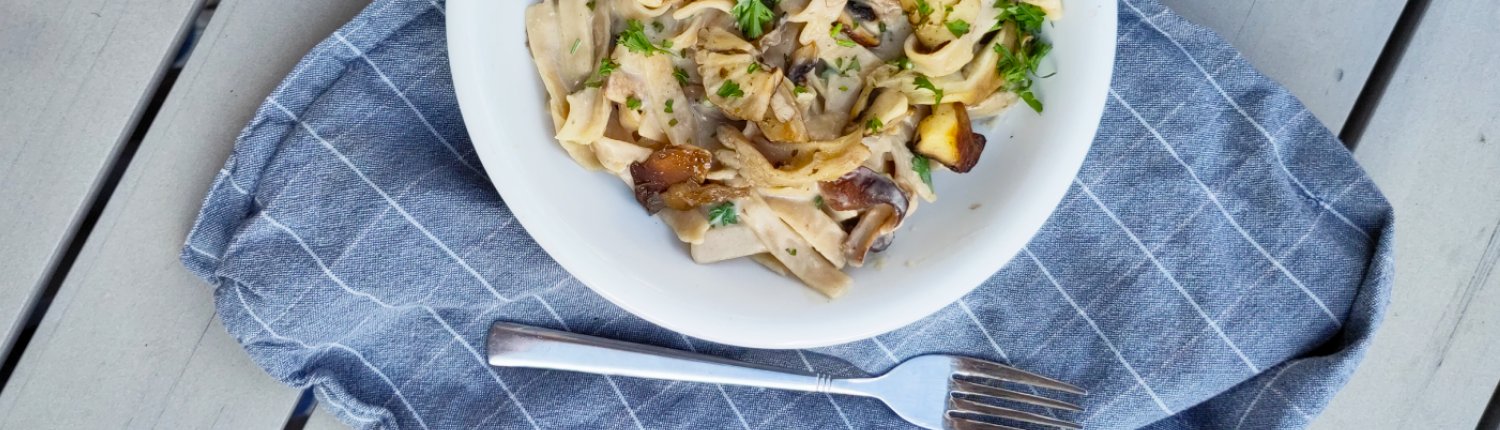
left=914, top=102, right=987, bottom=173
left=630, top=146, right=713, bottom=214
left=837, top=3, right=883, bottom=48
left=660, top=181, right=747, bottom=211
left=818, top=167, right=911, bottom=266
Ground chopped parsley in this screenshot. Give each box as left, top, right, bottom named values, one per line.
left=586, top=0, right=595, bottom=10
left=865, top=117, right=884, bottom=134
left=888, top=56, right=913, bottom=70
left=584, top=58, right=618, bottom=88
left=747, top=62, right=761, bottom=74
left=814, top=195, right=826, bottom=209
left=831, top=23, right=857, bottom=47
left=664, top=99, right=675, bottom=113
left=731, top=0, right=776, bottom=39
left=669, top=118, right=679, bottom=127
left=651, top=20, right=666, bottom=33
left=717, top=80, right=744, bottom=99
left=786, top=248, right=798, bottom=256
left=570, top=38, right=582, bottom=54
left=839, top=85, right=849, bottom=92
left=946, top=19, right=971, bottom=37
left=618, top=20, right=671, bottom=56
left=708, top=202, right=739, bottom=226
left=995, top=1, right=1047, bottom=34
left=626, top=96, right=643, bottom=111
left=994, top=40, right=1051, bottom=112
left=913, top=75, right=944, bottom=104
left=673, top=67, right=691, bottom=86
left=912, top=154, right=933, bottom=188
left=793, top=85, right=810, bottom=96
left=915, top=0, right=934, bottom=21
left=832, top=56, right=860, bottom=76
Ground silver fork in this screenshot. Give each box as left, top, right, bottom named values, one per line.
left=487, top=322, right=1086, bottom=429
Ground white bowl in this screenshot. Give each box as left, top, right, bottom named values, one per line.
left=448, top=0, right=1116, bottom=349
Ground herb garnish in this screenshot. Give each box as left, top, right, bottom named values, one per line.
left=912, top=154, right=933, bottom=188
left=913, top=75, right=944, bottom=104
left=708, top=203, right=739, bottom=226
left=584, top=58, right=618, bottom=88
left=618, top=20, right=671, bottom=56
left=731, top=0, right=775, bottom=39
left=866, top=117, right=884, bottom=134
left=717, top=80, right=744, bottom=99
left=673, top=67, right=691, bottom=86
left=946, top=19, right=970, bottom=37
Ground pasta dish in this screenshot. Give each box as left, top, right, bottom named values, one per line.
left=524, top=0, right=1059, bottom=297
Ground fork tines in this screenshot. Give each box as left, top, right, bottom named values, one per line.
left=954, top=357, right=1087, bottom=395
left=947, top=357, right=1086, bottom=430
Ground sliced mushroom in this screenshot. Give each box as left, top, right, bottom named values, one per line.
left=630, top=146, right=713, bottom=214
left=818, top=167, right=911, bottom=266
left=914, top=102, right=986, bottom=172
left=837, top=1, right=883, bottom=47
left=786, top=44, right=825, bottom=85
left=757, top=79, right=810, bottom=142
left=660, top=181, right=747, bottom=211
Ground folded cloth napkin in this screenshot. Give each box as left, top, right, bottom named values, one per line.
left=182, top=0, right=1394, bottom=428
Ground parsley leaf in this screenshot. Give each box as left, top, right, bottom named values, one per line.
left=586, top=0, right=595, bottom=10
left=913, top=75, right=944, bottom=104
left=717, top=80, right=744, bottom=99
left=786, top=248, right=798, bottom=256
left=994, top=1, right=1046, bottom=34
left=584, top=58, right=618, bottom=88
left=814, top=195, right=826, bottom=209
left=669, top=118, right=679, bottom=127
left=912, top=154, right=933, bottom=188
left=747, top=62, right=761, bottom=74
left=994, top=39, right=1051, bottom=113
left=865, top=117, right=884, bottom=134
left=625, top=96, right=643, bottom=111
left=793, top=85, right=809, bottom=96
left=915, top=0, right=934, bottom=21
left=708, top=203, right=739, bottom=226
left=651, top=20, right=665, bottom=33
left=946, top=19, right=970, bottom=37
left=618, top=20, right=670, bottom=56
left=673, top=67, right=691, bottom=86
left=731, top=0, right=776, bottom=39
left=888, top=56, right=913, bottom=70
left=664, top=99, right=675, bottom=114
left=570, top=38, right=582, bottom=54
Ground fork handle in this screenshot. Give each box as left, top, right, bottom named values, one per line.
left=487, top=322, right=858, bottom=395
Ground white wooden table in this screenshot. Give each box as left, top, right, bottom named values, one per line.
left=1, top=0, right=1495, bottom=428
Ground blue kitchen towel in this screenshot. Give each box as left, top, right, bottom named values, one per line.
left=181, top=0, right=1394, bottom=428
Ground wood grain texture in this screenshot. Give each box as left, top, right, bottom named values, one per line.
left=1158, top=0, right=1405, bottom=131
left=1315, top=0, right=1500, bottom=428
left=0, top=0, right=370, bottom=428
left=0, top=0, right=202, bottom=358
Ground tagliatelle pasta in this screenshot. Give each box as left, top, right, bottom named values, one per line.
left=524, top=0, right=1059, bottom=297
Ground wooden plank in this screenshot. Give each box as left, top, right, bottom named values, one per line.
left=1158, top=0, right=1404, bottom=131
left=0, top=0, right=202, bottom=358
left=0, top=0, right=371, bottom=428
left=1312, top=0, right=1500, bottom=428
